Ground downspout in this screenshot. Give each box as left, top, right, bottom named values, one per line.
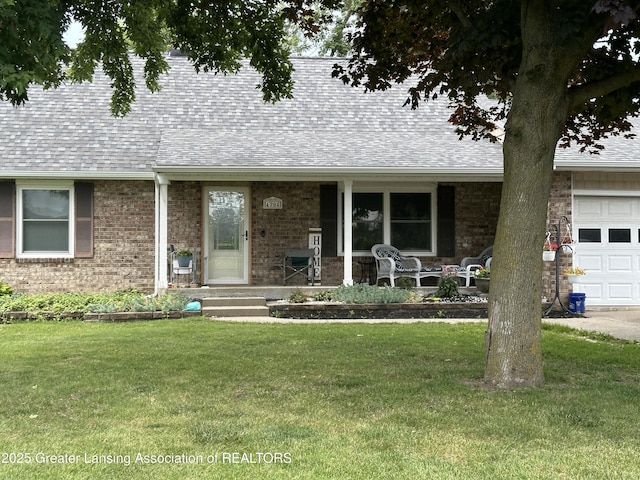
left=343, top=179, right=354, bottom=285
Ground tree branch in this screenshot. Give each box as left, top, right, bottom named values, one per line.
left=448, top=1, right=473, bottom=29
left=568, top=65, right=640, bottom=110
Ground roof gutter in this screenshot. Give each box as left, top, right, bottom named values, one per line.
left=0, top=171, right=155, bottom=181
left=555, top=161, right=640, bottom=172
left=153, top=165, right=504, bottom=181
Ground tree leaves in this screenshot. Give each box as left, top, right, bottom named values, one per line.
left=1, top=0, right=323, bottom=114
left=0, top=0, right=70, bottom=105
left=333, top=0, right=640, bottom=150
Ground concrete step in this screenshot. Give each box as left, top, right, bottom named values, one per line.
left=202, top=296, right=266, bottom=308
left=202, top=305, right=270, bottom=317
left=201, top=297, right=269, bottom=317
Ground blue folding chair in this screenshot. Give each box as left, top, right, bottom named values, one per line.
left=283, top=249, right=315, bottom=285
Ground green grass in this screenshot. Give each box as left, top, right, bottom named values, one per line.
left=0, top=319, right=639, bottom=479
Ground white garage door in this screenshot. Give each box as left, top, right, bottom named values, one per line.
left=574, top=196, right=640, bottom=306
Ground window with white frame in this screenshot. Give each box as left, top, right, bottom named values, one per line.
left=340, top=186, right=436, bottom=254
left=17, top=183, right=74, bottom=257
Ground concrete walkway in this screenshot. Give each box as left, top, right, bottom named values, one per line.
left=212, top=309, right=640, bottom=342
left=544, top=309, right=640, bottom=342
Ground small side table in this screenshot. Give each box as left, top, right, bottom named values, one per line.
left=357, top=258, right=376, bottom=285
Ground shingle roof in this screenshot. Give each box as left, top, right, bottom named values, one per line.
left=14, top=54, right=636, bottom=178
left=156, top=56, right=504, bottom=174
left=1, top=67, right=160, bottom=178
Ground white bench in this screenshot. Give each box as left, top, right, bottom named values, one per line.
left=371, top=244, right=488, bottom=287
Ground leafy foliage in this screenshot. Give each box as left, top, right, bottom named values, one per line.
left=0, top=279, right=12, bottom=297
left=394, top=277, right=416, bottom=290
left=0, top=0, right=342, bottom=115
left=332, top=283, right=411, bottom=304
left=324, top=0, right=640, bottom=388
left=474, top=268, right=491, bottom=279
left=313, top=290, right=334, bottom=301
left=286, top=0, right=361, bottom=56
left=0, top=290, right=189, bottom=319
left=288, top=288, right=309, bottom=303
left=436, top=275, right=459, bottom=299
left=334, top=1, right=640, bottom=151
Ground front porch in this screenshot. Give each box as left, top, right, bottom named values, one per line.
left=157, top=179, right=503, bottom=293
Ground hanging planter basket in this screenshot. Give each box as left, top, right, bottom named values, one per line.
left=567, top=274, right=583, bottom=284
left=543, top=250, right=556, bottom=262
left=561, top=243, right=575, bottom=254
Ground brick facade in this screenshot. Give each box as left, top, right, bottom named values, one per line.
left=543, top=172, right=573, bottom=304
left=2, top=178, right=548, bottom=293
left=163, top=180, right=504, bottom=287
left=0, top=180, right=156, bottom=294
left=167, top=181, right=202, bottom=269
left=165, top=177, right=570, bottom=294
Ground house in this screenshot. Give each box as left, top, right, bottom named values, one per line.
left=0, top=53, right=638, bottom=306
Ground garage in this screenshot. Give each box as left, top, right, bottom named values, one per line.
left=573, top=196, right=640, bottom=306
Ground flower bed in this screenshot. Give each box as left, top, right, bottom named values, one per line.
left=270, top=297, right=488, bottom=319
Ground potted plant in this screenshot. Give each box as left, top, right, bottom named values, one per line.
left=474, top=267, right=491, bottom=293
left=543, top=242, right=557, bottom=261
left=563, top=266, right=586, bottom=284
left=176, top=249, right=193, bottom=267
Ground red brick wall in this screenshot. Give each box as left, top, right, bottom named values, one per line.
left=0, top=179, right=510, bottom=292
left=441, top=182, right=502, bottom=266
left=251, top=182, right=322, bottom=285
left=249, top=181, right=503, bottom=286
left=0, top=180, right=156, bottom=294
left=167, top=181, right=202, bottom=284
left=166, top=178, right=565, bottom=296
left=543, top=172, right=573, bottom=303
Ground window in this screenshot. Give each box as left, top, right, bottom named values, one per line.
left=352, top=193, right=383, bottom=250
left=0, top=181, right=93, bottom=259
left=390, top=192, right=431, bottom=250
left=340, top=186, right=436, bottom=254
left=578, top=228, right=601, bottom=243
left=17, top=183, right=74, bottom=257
left=609, top=228, right=631, bottom=243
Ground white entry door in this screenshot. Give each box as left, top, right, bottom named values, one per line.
left=204, top=187, right=249, bottom=284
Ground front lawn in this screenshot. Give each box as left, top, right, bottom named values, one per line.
left=0, top=319, right=638, bottom=479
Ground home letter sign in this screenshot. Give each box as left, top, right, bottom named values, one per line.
left=309, top=228, right=322, bottom=283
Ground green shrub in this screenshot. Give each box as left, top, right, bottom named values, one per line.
left=157, top=293, right=189, bottom=313
left=289, top=288, right=308, bottom=304
left=0, top=290, right=190, bottom=319
left=0, top=279, right=12, bottom=297
left=436, top=275, right=459, bottom=298
left=395, top=277, right=416, bottom=290
left=313, top=290, right=333, bottom=302
left=332, top=283, right=411, bottom=304
left=129, top=296, right=158, bottom=312
left=87, top=302, right=119, bottom=313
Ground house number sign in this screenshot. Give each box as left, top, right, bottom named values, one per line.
left=263, top=197, right=283, bottom=209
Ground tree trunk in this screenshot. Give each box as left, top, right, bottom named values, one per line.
left=484, top=2, right=574, bottom=388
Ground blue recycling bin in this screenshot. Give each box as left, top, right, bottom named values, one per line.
left=569, top=292, right=586, bottom=314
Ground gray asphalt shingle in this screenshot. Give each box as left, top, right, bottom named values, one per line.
left=12, top=54, right=634, bottom=176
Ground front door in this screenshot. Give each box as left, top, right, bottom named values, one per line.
left=204, top=187, right=249, bottom=284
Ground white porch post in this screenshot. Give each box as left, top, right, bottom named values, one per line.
left=155, top=174, right=170, bottom=290
left=343, top=179, right=354, bottom=285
